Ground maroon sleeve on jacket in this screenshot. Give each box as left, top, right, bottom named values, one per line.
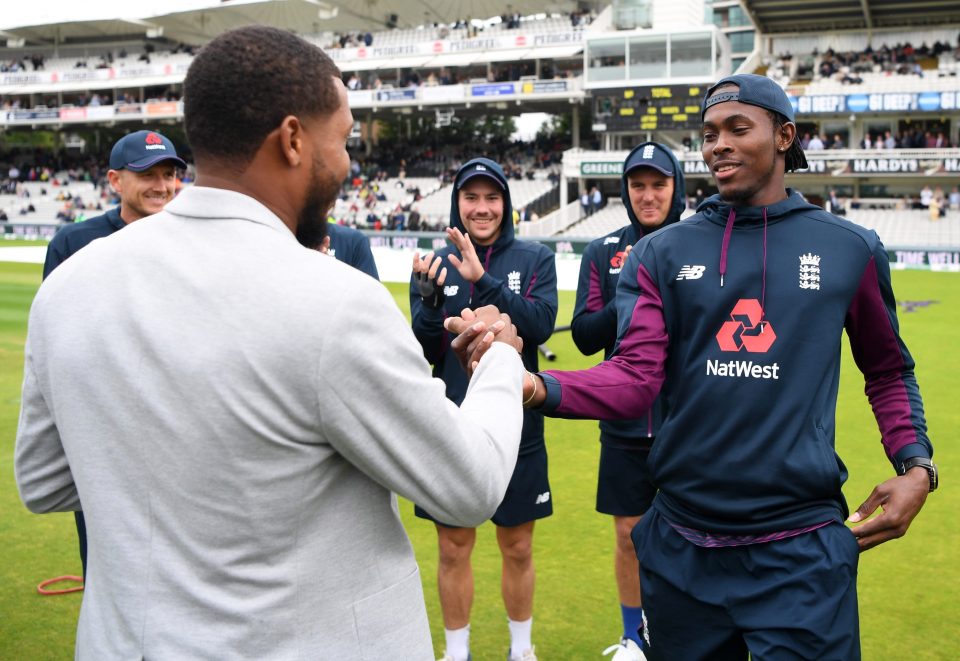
left=845, top=255, right=931, bottom=460
left=542, top=263, right=667, bottom=420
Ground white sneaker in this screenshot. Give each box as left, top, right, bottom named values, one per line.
left=507, top=646, right=537, bottom=661
left=602, top=637, right=647, bottom=661
left=437, top=653, right=471, bottom=661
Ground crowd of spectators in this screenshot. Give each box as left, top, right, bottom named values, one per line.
left=1, top=54, right=45, bottom=72
left=799, top=128, right=956, bottom=150
left=342, top=59, right=578, bottom=92
left=328, top=8, right=592, bottom=52
left=327, top=133, right=565, bottom=231
left=769, top=35, right=960, bottom=84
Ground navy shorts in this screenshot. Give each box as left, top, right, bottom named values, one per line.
left=632, top=509, right=861, bottom=661
left=596, top=444, right=656, bottom=517
left=415, top=445, right=552, bottom=528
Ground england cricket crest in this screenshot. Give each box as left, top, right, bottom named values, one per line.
left=507, top=270, right=522, bottom=294
left=799, top=253, right=821, bottom=290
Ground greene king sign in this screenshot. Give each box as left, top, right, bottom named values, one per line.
left=581, top=162, right=623, bottom=176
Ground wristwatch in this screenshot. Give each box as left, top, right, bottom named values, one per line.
left=899, top=457, right=938, bottom=492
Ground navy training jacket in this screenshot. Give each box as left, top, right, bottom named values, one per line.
left=327, top=223, right=379, bottom=280
left=410, top=158, right=558, bottom=455
left=570, top=143, right=686, bottom=449
left=542, top=190, right=932, bottom=534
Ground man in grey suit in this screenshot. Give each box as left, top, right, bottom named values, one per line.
left=15, top=26, right=526, bottom=660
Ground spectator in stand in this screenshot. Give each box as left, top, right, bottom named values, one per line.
left=919, top=185, right=933, bottom=208
left=591, top=185, right=602, bottom=214
left=828, top=189, right=844, bottom=215
left=830, top=134, right=845, bottom=149
left=929, top=194, right=943, bottom=221
left=582, top=189, right=592, bottom=216
left=408, top=206, right=422, bottom=231
left=948, top=186, right=960, bottom=211
left=807, top=133, right=825, bottom=150
left=884, top=131, right=897, bottom=149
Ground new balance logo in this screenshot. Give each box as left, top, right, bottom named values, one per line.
left=535, top=491, right=551, bottom=505
left=676, top=265, right=705, bottom=280
left=443, top=285, right=459, bottom=296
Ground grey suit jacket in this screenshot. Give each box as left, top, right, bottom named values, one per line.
left=16, top=186, right=525, bottom=660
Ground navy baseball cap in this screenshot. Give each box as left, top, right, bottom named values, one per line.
left=109, top=130, right=187, bottom=172
left=624, top=142, right=674, bottom=177
left=455, top=162, right=505, bottom=190
left=702, top=74, right=808, bottom=172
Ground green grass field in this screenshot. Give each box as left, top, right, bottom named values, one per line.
left=1, top=261, right=957, bottom=660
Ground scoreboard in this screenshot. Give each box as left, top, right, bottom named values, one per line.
left=594, top=84, right=706, bottom=132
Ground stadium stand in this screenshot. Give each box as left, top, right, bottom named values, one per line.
left=0, top=0, right=958, bottom=275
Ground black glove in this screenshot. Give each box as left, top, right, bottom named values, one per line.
left=414, top=269, right=445, bottom=309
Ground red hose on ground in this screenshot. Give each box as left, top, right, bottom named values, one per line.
left=37, top=575, right=84, bottom=595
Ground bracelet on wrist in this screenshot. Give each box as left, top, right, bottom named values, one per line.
left=522, top=371, right=538, bottom=407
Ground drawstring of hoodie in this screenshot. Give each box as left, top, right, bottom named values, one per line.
left=719, top=208, right=736, bottom=288
left=468, top=244, right=495, bottom=304
left=760, top=207, right=768, bottom=333
left=718, top=206, right=770, bottom=333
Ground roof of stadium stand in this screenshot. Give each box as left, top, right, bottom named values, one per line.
left=740, top=0, right=960, bottom=34
left=0, top=0, right=579, bottom=47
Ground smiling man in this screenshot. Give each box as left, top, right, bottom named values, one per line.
left=41, top=128, right=186, bottom=579
left=43, top=130, right=186, bottom=278
left=410, top=158, right=558, bottom=661
left=570, top=142, right=686, bottom=661
left=453, top=74, right=935, bottom=660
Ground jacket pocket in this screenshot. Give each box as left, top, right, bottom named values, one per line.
left=352, top=567, right=432, bottom=660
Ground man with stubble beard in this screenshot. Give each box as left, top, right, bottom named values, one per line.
left=16, top=26, right=531, bottom=660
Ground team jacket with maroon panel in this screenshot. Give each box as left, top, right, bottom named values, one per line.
left=541, top=190, right=932, bottom=534
left=570, top=143, right=686, bottom=449
left=411, top=158, right=558, bottom=456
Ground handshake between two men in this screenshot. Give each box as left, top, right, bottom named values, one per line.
left=444, top=306, right=545, bottom=408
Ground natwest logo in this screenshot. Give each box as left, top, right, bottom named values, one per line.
left=716, top=299, right=776, bottom=353
left=145, top=132, right=163, bottom=145
left=610, top=251, right=628, bottom=268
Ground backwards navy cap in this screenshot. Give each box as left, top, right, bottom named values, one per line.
left=702, top=74, right=807, bottom=172
left=455, top=162, right=505, bottom=190
left=109, top=130, right=187, bottom=172
left=623, top=142, right=674, bottom=177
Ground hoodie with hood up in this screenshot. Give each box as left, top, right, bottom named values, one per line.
left=410, top=158, right=559, bottom=456
left=570, top=142, right=686, bottom=449
left=540, top=189, right=932, bottom=535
